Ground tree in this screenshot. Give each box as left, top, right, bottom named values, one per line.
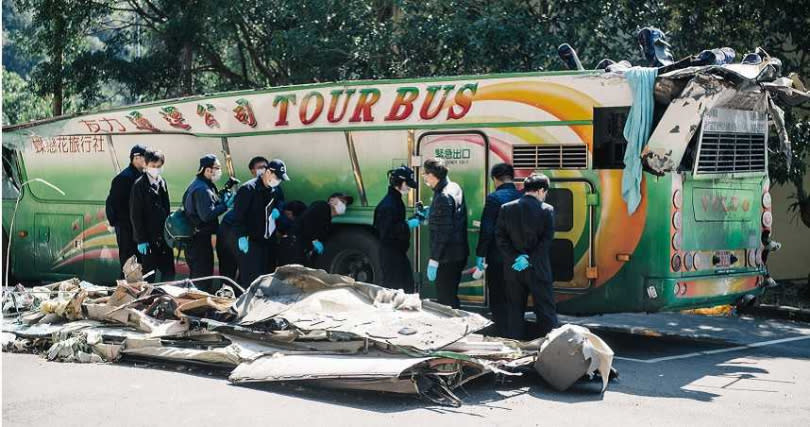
left=2, top=67, right=51, bottom=125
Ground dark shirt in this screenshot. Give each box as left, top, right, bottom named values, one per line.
left=105, top=164, right=141, bottom=229
left=292, top=201, right=332, bottom=251
left=129, top=175, right=170, bottom=245
left=428, top=178, right=469, bottom=263
left=373, top=187, right=410, bottom=253
left=475, top=182, right=522, bottom=263
left=182, top=175, right=227, bottom=235
left=229, top=177, right=285, bottom=241
left=495, top=195, right=555, bottom=282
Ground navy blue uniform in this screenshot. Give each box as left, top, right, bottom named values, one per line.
left=129, top=175, right=175, bottom=282
left=496, top=195, right=557, bottom=339
left=105, top=164, right=142, bottom=273
left=280, top=201, right=332, bottom=267
left=475, top=182, right=521, bottom=336
left=373, top=187, right=414, bottom=292
left=182, top=176, right=227, bottom=292
left=428, top=178, right=468, bottom=308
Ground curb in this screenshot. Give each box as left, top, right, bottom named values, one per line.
left=740, top=304, right=810, bottom=323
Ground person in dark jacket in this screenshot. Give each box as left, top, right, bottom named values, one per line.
left=495, top=173, right=557, bottom=339
left=423, top=158, right=468, bottom=309
left=373, top=166, right=421, bottom=292
left=231, top=159, right=290, bottom=286
left=182, top=154, right=233, bottom=293
left=281, top=193, right=353, bottom=266
left=106, top=144, right=147, bottom=274
left=474, top=163, right=522, bottom=336
left=219, top=156, right=270, bottom=282
left=129, top=149, right=174, bottom=282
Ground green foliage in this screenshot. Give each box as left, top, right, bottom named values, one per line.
left=2, top=67, right=51, bottom=125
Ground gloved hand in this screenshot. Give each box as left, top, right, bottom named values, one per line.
left=407, top=218, right=421, bottom=229
left=137, top=242, right=149, bottom=255
left=238, top=236, right=249, bottom=254
left=223, top=192, right=235, bottom=208
left=312, top=240, right=324, bottom=255
left=270, top=208, right=281, bottom=220
left=512, top=254, right=529, bottom=272
left=416, top=206, right=431, bottom=221
left=427, top=259, right=439, bottom=282
left=476, top=257, right=486, bottom=271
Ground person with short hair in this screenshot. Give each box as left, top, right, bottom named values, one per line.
left=496, top=173, right=558, bottom=339
left=182, top=154, right=233, bottom=292
left=129, top=149, right=174, bottom=282
left=475, top=163, right=521, bottom=336
left=373, top=165, right=421, bottom=293
left=422, top=158, right=468, bottom=308
left=106, top=144, right=147, bottom=273
left=281, top=193, right=353, bottom=267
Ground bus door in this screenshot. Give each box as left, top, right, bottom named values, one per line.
left=546, top=178, right=595, bottom=291
left=416, top=131, right=488, bottom=306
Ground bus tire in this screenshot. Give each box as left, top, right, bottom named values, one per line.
left=318, top=227, right=382, bottom=284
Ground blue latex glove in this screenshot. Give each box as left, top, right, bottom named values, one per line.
left=238, top=236, right=249, bottom=254
left=427, top=259, right=439, bottom=282
left=137, top=242, right=148, bottom=255
left=416, top=206, right=431, bottom=221
left=223, top=192, right=235, bottom=208
left=512, top=254, right=529, bottom=272
left=476, top=257, right=486, bottom=271
left=270, top=208, right=281, bottom=220
left=407, top=218, right=421, bottom=229
left=312, top=240, right=324, bottom=255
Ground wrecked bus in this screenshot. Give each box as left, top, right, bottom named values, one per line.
left=2, top=65, right=786, bottom=314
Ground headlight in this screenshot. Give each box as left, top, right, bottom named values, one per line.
left=671, top=253, right=682, bottom=272
left=762, top=192, right=772, bottom=209
left=762, top=211, right=773, bottom=228
left=672, top=232, right=682, bottom=251
left=684, top=251, right=695, bottom=271
left=672, top=211, right=682, bottom=230
left=673, top=189, right=682, bottom=209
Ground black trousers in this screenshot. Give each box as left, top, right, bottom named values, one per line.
left=503, top=266, right=558, bottom=340
left=486, top=260, right=508, bottom=337
left=380, top=245, right=414, bottom=293
left=187, top=232, right=216, bottom=293
left=238, top=238, right=273, bottom=287
left=217, top=222, right=239, bottom=282
left=136, top=241, right=176, bottom=283
left=115, top=226, right=137, bottom=277
left=278, top=235, right=309, bottom=267
left=436, top=259, right=465, bottom=309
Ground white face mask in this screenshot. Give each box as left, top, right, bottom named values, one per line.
left=399, top=183, right=411, bottom=194
left=147, top=167, right=162, bottom=178
left=332, top=200, right=347, bottom=215
left=255, top=167, right=266, bottom=178
left=212, top=170, right=222, bottom=182
left=268, top=177, right=281, bottom=188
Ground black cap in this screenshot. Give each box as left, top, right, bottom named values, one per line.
left=129, top=144, right=147, bottom=159
left=198, top=154, right=218, bottom=171
left=329, top=192, right=354, bottom=206
left=389, top=165, right=417, bottom=188
left=268, top=159, right=290, bottom=181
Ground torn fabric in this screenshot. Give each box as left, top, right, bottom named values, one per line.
left=621, top=67, right=658, bottom=214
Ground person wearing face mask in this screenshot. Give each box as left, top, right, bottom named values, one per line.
left=373, top=166, right=420, bottom=293
left=495, top=173, right=557, bottom=339
left=218, top=156, right=271, bottom=282
left=129, top=149, right=175, bottom=282
left=422, top=158, right=468, bottom=309
left=182, top=154, right=234, bottom=293
left=106, top=144, right=148, bottom=274
left=282, top=192, right=353, bottom=266
left=231, top=158, right=290, bottom=286
left=474, top=163, right=521, bottom=337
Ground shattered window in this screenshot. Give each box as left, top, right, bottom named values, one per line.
left=593, top=107, right=629, bottom=169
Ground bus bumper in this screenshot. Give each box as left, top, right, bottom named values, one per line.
left=643, top=273, right=765, bottom=312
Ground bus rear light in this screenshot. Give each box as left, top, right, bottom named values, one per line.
left=673, top=190, right=682, bottom=209
left=679, top=282, right=688, bottom=296
left=672, top=211, right=682, bottom=230
left=747, top=249, right=757, bottom=267
left=672, top=232, right=682, bottom=251
left=762, top=211, right=773, bottom=228
left=684, top=251, right=695, bottom=271
left=755, top=248, right=763, bottom=266
left=762, top=192, right=772, bottom=209
left=674, top=282, right=682, bottom=296
left=671, top=253, right=682, bottom=272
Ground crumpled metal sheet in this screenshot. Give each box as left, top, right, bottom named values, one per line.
left=535, top=324, right=614, bottom=393
left=232, top=266, right=491, bottom=352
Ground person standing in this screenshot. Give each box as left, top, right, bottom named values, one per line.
left=218, top=156, right=270, bottom=282
left=129, top=149, right=175, bottom=282
left=474, top=163, right=522, bottom=336
left=282, top=193, right=353, bottom=266
left=496, top=173, right=557, bottom=339
left=373, top=166, right=421, bottom=293
left=182, top=154, right=233, bottom=293
left=106, top=144, right=147, bottom=273
left=232, top=159, right=289, bottom=286
left=422, top=158, right=468, bottom=309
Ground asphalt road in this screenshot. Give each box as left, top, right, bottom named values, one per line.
left=3, top=315, right=810, bottom=427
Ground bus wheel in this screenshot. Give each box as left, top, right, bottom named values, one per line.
left=319, top=228, right=381, bottom=284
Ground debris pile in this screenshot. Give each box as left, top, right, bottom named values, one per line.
left=3, top=260, right=615, bottom=406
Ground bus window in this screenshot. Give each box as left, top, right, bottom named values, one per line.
left=546, top=188, right=573, bottom=232
left=2, top=148, right=20, bottom=200
left=593, top=107, right=629, bottom=169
